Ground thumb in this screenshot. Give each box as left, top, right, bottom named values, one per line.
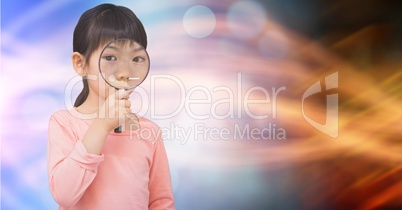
left=115, top=89, right=127, bottom=100
left=124, top=89, right=134, bottom=99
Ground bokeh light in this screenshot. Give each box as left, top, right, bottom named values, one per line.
left=183, top=5, right=216, bottom=38
left=227, top=1, right=267, bottom=40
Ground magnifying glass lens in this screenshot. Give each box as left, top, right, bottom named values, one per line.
left=99, top=39, right=150, bottom=90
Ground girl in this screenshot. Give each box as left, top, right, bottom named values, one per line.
left=47, top=4, right=175, bottom=210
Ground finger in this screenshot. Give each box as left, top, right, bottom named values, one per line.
left=126, top=108, right=132, bottom=114
left=118, top=99, right=132, bottom=111
left=118, top=99, right=127, bottom=108
left=118, top=107, right=132, bottom=118
left=123, top=89, right=134, bottom=100
left=115, top=89, right=127, bottom=100
left=125, top=100, right=131, bottom=108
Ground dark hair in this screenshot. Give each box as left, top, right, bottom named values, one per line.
left=73, top=4, right=147, bottom=107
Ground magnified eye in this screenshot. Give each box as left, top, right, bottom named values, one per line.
left=133, top=56, right=145, bottom=63
left=104, top=55, right=117, bottom=61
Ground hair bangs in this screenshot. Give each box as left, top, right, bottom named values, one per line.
left=85, top=6, right=147, bottom=59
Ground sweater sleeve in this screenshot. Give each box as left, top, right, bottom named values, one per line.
left=47, top=114, right=104, bottom=208
left=148, top=135, right=175, bottom=210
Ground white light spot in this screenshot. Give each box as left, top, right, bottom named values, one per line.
left=108, top=74, right=116, bottom=83
left=183, top=5, right=216, bottom=38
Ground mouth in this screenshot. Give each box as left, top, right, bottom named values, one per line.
left=105, top=75, right=137, bottom=89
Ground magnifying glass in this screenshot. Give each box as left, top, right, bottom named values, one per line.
left=98, top=38, right=150, bottom=133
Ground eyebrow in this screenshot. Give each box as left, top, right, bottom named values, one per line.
left=105, top=45, right=144, bottom=53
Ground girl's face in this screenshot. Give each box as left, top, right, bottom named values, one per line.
left=83, top=40, right=149, bottom=105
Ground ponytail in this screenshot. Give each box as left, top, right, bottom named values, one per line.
left=74, top=76, right=89, bottom=107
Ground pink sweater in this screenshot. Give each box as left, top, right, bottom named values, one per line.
left=47, top=109, right=175, bottom=210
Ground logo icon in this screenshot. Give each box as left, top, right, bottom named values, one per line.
left=302, top=72, right=338, bottom=138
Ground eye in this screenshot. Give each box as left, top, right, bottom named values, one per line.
left=133, top=56, right=145, bottom=63
left=104, top=55, right=117, bottom=61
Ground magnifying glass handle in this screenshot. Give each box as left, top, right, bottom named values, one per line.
left=114, top=87, right=123, bottom=133
left=114, top=126, right=122, bottom=133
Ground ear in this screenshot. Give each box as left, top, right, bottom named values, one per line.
left=72, top=52, right=86, bottom=76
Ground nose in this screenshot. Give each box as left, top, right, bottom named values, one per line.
left=115, top=61, right=131, bottom=82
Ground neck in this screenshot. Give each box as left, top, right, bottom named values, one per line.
left=76, top=91, right=104, bottom=115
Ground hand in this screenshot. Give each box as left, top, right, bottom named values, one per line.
left=96, top=89, right=134, bottom=132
